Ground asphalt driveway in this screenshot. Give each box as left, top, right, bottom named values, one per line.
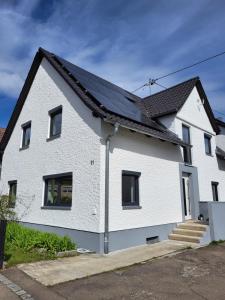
left=2, top=242, right=225, bottom=300
left=51, top=242, right=225, bottom=300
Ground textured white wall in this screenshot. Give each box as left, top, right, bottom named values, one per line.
left=100, top=124, right=184, bottom=232
left=175, top=87, right=225, bottom=202
left=1, top=58, right=102, bottom=232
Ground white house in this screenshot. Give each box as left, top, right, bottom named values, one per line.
left=0, top=48, right=225, bottom=253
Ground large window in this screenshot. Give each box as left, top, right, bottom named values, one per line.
left=212, top=182, right=219, bottom=202
left=21, top=121, right=31, bottom=148
left=49, top=106, right=62, bottom=138
left=204, top=134, right=212, bottom=155
left=44, top=173, right=72, bottom=207
left=8, top=181, right=17, bottom=208
left=122, top=171, right=140, bottom=207
left=182, top=124, right=192, bottom=164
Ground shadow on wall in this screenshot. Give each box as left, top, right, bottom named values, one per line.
left=217, top=157, right=225, bottom=171
left=106, top=126, right=183, bottom=163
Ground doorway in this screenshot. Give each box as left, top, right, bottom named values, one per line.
left=182, top=173, right=191, bottom=220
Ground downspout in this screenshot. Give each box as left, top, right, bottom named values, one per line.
left=104, top=123, right=119, bottom=254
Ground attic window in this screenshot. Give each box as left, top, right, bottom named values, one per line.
left=21, top=121, right=31, bottom=149
left=49, top=105, right=62, bottom=139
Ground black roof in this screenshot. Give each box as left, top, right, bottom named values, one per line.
left=216, top=118, right=225, bottom=128
left=0, top=48, right=188, bottom=151
left=143, top=77, right=199, bottom=118
left=143, top=77, right=218, bottom=133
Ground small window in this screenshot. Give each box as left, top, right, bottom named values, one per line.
left=122, top=171, right=140, bottom=207
left=182, top=124, right=192, bottom=164
left=8, top=181, right=17, bottom=208
left=212, top=182, right=219, bottom=202
left=21, top=122, right=31, bottom=148
left=44, top=173, right=72, bottom=207
left=49, top=106, right=62, bottom=138
left=204, top=134, right=212, bottom=155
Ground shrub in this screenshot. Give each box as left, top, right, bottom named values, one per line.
left=5, top=222, right=76, bottom=254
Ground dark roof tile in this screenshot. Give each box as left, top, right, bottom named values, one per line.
left=143, top=77, right=199, bottom=118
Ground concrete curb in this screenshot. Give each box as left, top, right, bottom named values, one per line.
left=0, top=273, right=34, bottom=300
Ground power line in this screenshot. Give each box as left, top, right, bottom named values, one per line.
left=154, top=82, right=167, bottom=89
left=155, top=50, right=225, bottom=81
left=132, top=49, right=225, bottom=93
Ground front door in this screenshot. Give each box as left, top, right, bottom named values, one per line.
left=182, top=173, right=191, bottom=220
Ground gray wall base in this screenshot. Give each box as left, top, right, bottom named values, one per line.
left=108, top=223, right=177, bottom=252
left=21, top=222, right=104, bottom=253
left=21, top=222, right=177, bottom=254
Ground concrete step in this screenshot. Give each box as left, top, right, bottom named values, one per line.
left=177, top=223, right=207, bottom=232
left=173, top=228, right=204, bottom=237
left=169, top=233, right=200, bottom=243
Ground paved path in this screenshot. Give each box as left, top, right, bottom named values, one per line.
left=0, top=283, right=19, bottom=300
left=18, top=240, right=195, bottom=286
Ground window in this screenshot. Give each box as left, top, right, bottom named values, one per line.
left=212, top=182, right=219, bottom=202
left=8, top=181, right=17, bottom=208
left=182, top=124, right=192, bottom=164
left=122, top=171, right=140, bottom=207
left=49, top=106, right=62, bottom=138
left=204, top=134, right=212, bottom=155
left=44, top=173, right=72, bottom=207
left=21, top=121, right=31, bottom=148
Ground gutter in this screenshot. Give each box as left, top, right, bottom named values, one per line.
left=104, top=123, right=119, bottom=254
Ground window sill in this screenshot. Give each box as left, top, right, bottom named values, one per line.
left=46, top=134, right=61, bottom=142
left=19, top=145, right=29, bottom=151
left=122, top=205, right=142, bottom=210
left=41, top=206, right=71, bottom=210
left=206, top=153, right=214, bottom=157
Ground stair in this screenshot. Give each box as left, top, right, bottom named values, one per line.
left=169, top=220, right=208, bottom=244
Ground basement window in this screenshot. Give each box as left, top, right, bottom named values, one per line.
left=122, top=171, right=141, bottom=207
left=146, top=236, right=159, bottom=244
left=43, top=173, right=72, bottom=208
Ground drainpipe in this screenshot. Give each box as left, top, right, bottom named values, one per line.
left=104, top=123, right=119, bottom=254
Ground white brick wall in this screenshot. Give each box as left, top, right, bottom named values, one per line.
left=100, top=125, right=184, bottom=232
left=1, top=58, right=102, bottom=232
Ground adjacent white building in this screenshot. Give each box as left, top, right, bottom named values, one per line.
left=0, top=48, right=224, bottom=253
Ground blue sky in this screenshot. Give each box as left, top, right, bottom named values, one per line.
left=0, top=0, right=225, bottom=128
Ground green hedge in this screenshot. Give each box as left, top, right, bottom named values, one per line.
left=5, top=222, right=76, bottom=254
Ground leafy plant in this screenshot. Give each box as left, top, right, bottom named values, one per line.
left=5, top=222, right=76, bottom=254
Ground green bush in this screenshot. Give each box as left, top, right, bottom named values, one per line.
left=5, top=222, right=76, bottom=254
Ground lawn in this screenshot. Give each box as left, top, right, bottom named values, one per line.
left=4, top=222, right=76, bottom=267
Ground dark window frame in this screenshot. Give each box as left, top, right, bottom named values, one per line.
left=21, top=121, right=31, bottom=149
left=8, top=180, right=17, bottom=208
left=122, top=170, right=141, bottom=208
left=43, top=172, right=72, bottom=208
left=204, top=134, right=212, bottom=155
left=182, top=124, right=192, bottom=165
left=48, top=105, right=62, bottom=140
left=211, top=181, right=219, bottom=202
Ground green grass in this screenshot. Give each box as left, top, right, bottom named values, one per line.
left=4, top=222, right=76, bottom=267
left=5, top=247, right=56, bottom=267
